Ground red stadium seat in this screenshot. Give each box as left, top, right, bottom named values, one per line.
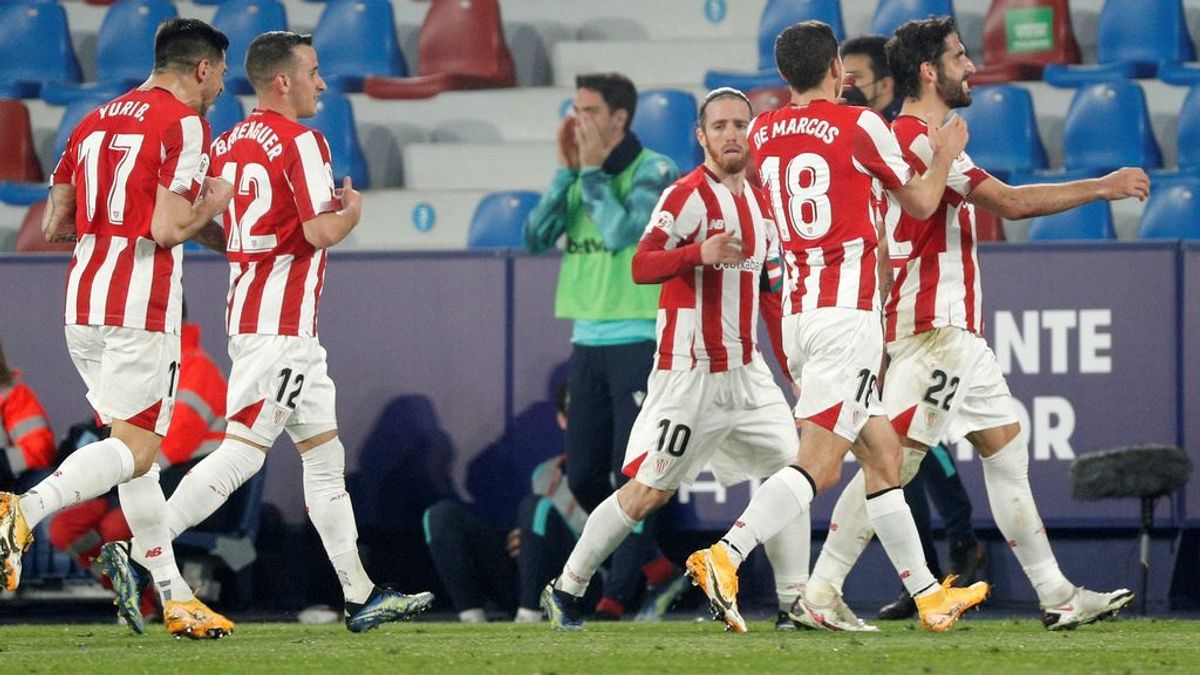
left=746, top=86, right=791, bottom=116
left=974, top=205, right=1006, bottom=242
left=972, top=0, right=1080, bottom=85
left=15, top=201, right=73, bottom=253
left=0, top=99, right=43, bottom=182
left=363, top=0, right=515, bottom=100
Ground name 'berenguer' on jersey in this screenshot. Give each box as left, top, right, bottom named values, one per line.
left=210, top=109, right=341, bottom=338
left=750, top=100, right=913, bottom=315
left=53, top=88, right=211, bottom=334
left=637, top=166, right=782, bottom=373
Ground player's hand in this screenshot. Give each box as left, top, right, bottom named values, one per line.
left=199, top=176, right=234, bottom=214
left=505, top=528, right=521, bottom=559
left=700, top=231, right=744, bottom=265
left=928, top=114, right=969, bottom=161
left=575, top=116, right=607, bottom=168
left=557, top=116, right=580, bottom=170
left=335, top=176, right=363, bottom=224
left=1098, top=167, right=1151, bottom=202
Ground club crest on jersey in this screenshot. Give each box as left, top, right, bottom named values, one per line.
left=924, top=407, right=940, bottom=429
left=655, top=457, right=672, bottom=475
left=653, top=211, right=674, bottom=231
left=273, top=406, right=289, bottom=426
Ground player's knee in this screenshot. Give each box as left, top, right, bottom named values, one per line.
left=617, top=481, right=672, bottom=521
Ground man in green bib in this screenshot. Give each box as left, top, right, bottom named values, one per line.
left=524, top=72, right=679, bottom=620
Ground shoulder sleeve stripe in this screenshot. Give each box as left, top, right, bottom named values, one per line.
left=168, top=116, right=204, bottom=195
left=295, top=130, right=335, bottom=218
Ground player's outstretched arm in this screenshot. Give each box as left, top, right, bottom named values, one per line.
left=302, top=176, right=362, bottom=249
left=150, top=177, right=234, bottom=248
left=967, top=168, right=1150, bottom=221
left=42, top=184, right=77, bottom=243
left=631, top=230, right=741, bottom=284
left=890, top=116, right=969, bottom=220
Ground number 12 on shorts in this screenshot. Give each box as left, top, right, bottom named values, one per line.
left=276, top=367, right=305, bottom=409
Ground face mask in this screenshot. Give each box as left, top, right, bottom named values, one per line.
left=842, top=85, right=870, bottom=107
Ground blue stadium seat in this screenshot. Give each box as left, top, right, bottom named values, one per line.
left=632, top=89, right=699, bottom=173
left=1139, top=183, right=1200, bottom=240
left=43, top=0, right=178, bottom=105
left=956, top=85, right=1047, bottom=181
left=871, top=0, right=955, bottom=37
left=1027, top=201, right=1114, bottom=241
left=207, top=93, right=245, bottom=138
left=1044, top=0, right=1195, bottom=86
left=468, top=191, right=541, bottom=248
left=308, top=92, right=370, bottom=188
left=213, top=0, right=289, bottom=96
left=0, top=1, right=82, bottom=99
left=1062, top=82, right=1161, bottom=173
left=704, top=0, right=844, bottom=91
left=1176, top=85, right=1200, bottom=172
left=313, top=0, right=407, bottom=93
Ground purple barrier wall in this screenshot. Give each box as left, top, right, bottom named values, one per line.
left=0, top=242, right=1190, bottom=531
left=1184, top=244, right=1200, bottom=525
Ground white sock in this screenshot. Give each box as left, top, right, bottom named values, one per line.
left=808, top=469, right=873, bottom=604
left=302, top=436, right=374, bottom=605
left=762, top=505, right=810, bottom=611
left=130, top=438, right=266, bottom=568
left=514, top=607, right=544, bottom=624
left=119, top=463, right=193, bottom=603
left=867, top=487, right=938, bottom=598
left=722, top=466, right=815, bottom=567
left=20, top=437, right=135, bottom=527
left=982, top=436, right=1074, bottom=606
left=556, top=492, right=637, bottom=597
left=459, top=608, right=487, bottom=624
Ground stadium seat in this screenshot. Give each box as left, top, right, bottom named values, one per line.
left=1139, top=183, right=1200, bottom=240
left=632, top=89, right=700, bottom=173
left=0, top=99, right=42, bottom=183
left=1027, top=201, right=1114, bottom=240
left=972, top=0, right=1080, bottom=85
left=15, top=200, right=72, bottom=252
left=870, top=0, right=955, bottom=37
left=746, top=85, right=791, bottom=116
left=703, top=0, right=844, bottom=92
left=1158, top=61, right=1200, bottom=86
left=363, top=0, right=515, bottom=100
left=1062, top=82, right=1161, bottom=174
left=467, top=190, right=541, bottom=248
left=213, top=0, right=289, bottom=96
left=1043, top=0, right=1195, bottom=85
left=207, top=93, right=246, bottom=138
left=308, top=92, right=369, bottom=188
left=956, top=85, right=1047, bottom=180
left=0, top=1, right=82, bottom=99
left=312, top=0, right=407, bottom=93
left=42, top=0, right=179, bottom=106
left=1174, top=85, right=1200, bottom=172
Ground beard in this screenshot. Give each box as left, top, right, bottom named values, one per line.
left=936, top=69, right=972, bottom=109
left=706, top=144, right=748, bottom=174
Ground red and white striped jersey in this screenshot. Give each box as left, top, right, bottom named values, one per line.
left=210, top=109, right=341, bottom=337
left=52, top=88, right=210, bottom=334
left=884, top=115, right=992, bottom=341
left=632, top=167, right=782, bottom=373
left=749, top=100, right=912, bottom=316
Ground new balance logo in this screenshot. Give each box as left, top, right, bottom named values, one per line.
left=900, top=569, right=911, bottom=579
left=733, top=520, right=746, bottom=529
left=145, top=547, right=163, bottom=559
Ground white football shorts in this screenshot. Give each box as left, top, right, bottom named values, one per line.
left=65, top=324, right=179, bottom=436
left=225, top=334, right=338, bottom=446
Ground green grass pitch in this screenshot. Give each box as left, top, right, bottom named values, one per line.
left=2, top=618, right=1198, bottom=673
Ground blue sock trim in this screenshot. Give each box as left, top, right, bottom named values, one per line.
left=631, top=520, right=645, bottom=535
left=532, top=497, right=553, bottom=538
left=931, top=444, right=956, bottom=478
left=421, top=509, right=433, bottom=544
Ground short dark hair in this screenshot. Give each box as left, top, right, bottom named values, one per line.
left=886, top=16, right=958, bottom=101
left=840, top=35, right=891, bottom=80
left=154, top=18, right=229, bottom=73
left=246, top=31, right=313, bottom=90
left=775, top=21, right=840, bottom=93
left=697, top=87, right=752, bottom=128
left=575, top=72, right=637, bottom=131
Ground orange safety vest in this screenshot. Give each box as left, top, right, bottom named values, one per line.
left=160, top=323, right=228, bottom=466
left=0, top=374, right=55, bottom=474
